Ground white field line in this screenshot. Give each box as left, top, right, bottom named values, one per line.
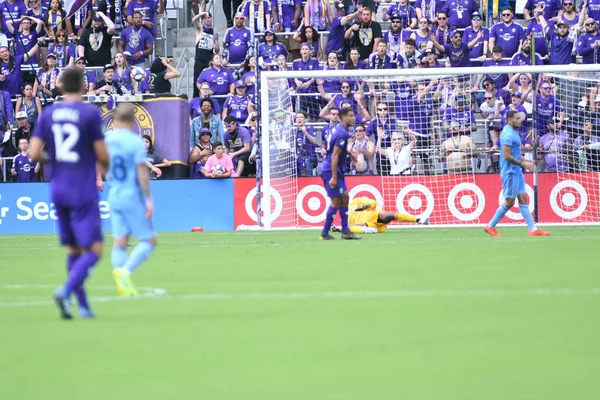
left=2, top=286, right=600, bottom=309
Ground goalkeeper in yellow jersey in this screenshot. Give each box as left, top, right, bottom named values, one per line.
left=332, top=197, right=429, bottom=234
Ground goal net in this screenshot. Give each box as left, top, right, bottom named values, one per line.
left=258, top=65, right=600, bottom=229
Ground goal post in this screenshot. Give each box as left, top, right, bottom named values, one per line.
left=257, top=64, right=600, bottom=229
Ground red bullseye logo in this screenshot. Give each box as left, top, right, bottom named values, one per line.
left=244, top=187, right=282, bottom=222
left=550, top=180, right=588, bottom=219
left=395, top=184, right=434, bottom=219
left=447, top=183, right=486, bottom=222
left=349, top=184, right=384, bottom=209
left=296, top=185, right=330, bottom=223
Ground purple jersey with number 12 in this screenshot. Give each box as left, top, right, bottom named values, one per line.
left=32, top=102, right=103, bottom=206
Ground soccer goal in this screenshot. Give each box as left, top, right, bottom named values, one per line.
left=258, top=64, right=600, bottom=229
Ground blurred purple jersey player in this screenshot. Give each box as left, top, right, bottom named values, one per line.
left=320, top=107, right=361, bottom=241
left=30, top=68, right=109, bottom=320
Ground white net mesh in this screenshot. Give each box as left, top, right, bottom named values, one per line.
left=260, top=66, right=600, bottom=229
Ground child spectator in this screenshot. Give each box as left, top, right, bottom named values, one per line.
left=204, top=141, right=236, bottom=178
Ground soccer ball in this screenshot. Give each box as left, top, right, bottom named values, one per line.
left=211, top=164, right=225, bottom=174
left=130, top=67, right=146, bottom=83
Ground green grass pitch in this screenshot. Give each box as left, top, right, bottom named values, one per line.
left=1, top=227, right=600, bottom=399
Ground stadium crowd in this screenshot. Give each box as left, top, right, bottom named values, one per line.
left=190, top=0, right=600, bottom=178
left=1, top=0, right=600, bottom=182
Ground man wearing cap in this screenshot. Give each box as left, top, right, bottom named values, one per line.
left=222, top=80, right=254, bottom=124
left=96, top=64, right=126, bottom=95
left=14, top=111, right=33, bottom=145
left=60, top=56, right=96, bottom=94
left=326, top=3, right=357, bottom=60
left=119, top=11, right=154, bottom=68
left=418, top=48, right=443, bottom=68
left=190, top=98, right=223, bottom=150
left=431, top=28, right=483, bottom=67
left=463, top=11, right=488, bottom=66
left=192, top=11, right=219, bottom=98
left=222, top=13, right=254, bottom=66
left=384, top=15, right=411, bottom=64
left=441, top=0, right=480, bottom=29
left=509, top=36, right=544, bottom=66
left=382, top=0, right=417, bottom=29
left=489, top=7, right=525, bottom=59
left=77, top=11, right=115, bottom=67
left=223, top=114, right=252, bottom=176
left=576, top=17, right=600, bottom=64
left=293, top=42, right=320, bottom=119
left=538, top=8, right=577, bottom=64
left=189, top=127, right=214, bottom=177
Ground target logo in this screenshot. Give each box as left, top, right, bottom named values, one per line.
left=349, top=184, right=384, bottom=210
left=244, top=187, right=283, bottom=222
left=396, top=184, right=434, bottom=219
left=447, top=183, right=486, bottom=222
left=296, top=185, right=330, bottom=223
left=498, top=184, right=534, bottom=220
left=550, top=180, right=588, bottom=220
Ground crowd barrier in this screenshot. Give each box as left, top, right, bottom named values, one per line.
left=0, top=173, right=597, bottom=234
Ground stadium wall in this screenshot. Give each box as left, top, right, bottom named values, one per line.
left=0, top=173, right=597, bottom=234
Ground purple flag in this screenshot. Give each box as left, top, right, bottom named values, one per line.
left=64, top=0, right=92, bottom=17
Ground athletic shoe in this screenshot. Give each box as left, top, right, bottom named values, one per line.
left=112, top=268, right=139, bottom=296
left=320, top=234, right=336, bottom=241
left=341, top=232, right=362, bottom=240
left=53, top=290, right=72, bottom=320
left=419, top=217, right=430, bottom=225
left=529, top=229, right=550, bottom=237
left=484, top=225, right=501, bottom=237
left=79, top=308, right=96, bottom=319
left=331, top=225, right=342, bottom=233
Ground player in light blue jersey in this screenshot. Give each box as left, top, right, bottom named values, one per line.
left=484, top=110, right=550, bottom=237
left=105, top=103, right=157, bottom=296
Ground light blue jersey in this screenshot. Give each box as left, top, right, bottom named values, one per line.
left=499, top=124, right=523, bottom=176
left=105, top=128, right=147, bottom=210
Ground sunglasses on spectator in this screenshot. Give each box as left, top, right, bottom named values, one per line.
left=341, top=85, right=350, bottom=89
left=502, top=13, right=511, bottom=17
left=378, top=107, right=387, bottom=111
left=57, top=34, right=66, bottom=37
left=355, top=128, right=365, bottom=132
left=419, top=20, right=428, bottom=24
left=484, top=82, right=492, bottom=87
left=485, top=97, right=493, bottom=100
left=472, top=17, right=481, bottom=21
left=586, top=22, right=595, bottom=26
left=235, top=17, right=244, bottom=20
left=226, top=122, right=237, bottom=126
left=392, top=20, right=401, bottom=23
left=438, top=17, right=446, bottom=20
left=328, top=55, right=338, bottom=59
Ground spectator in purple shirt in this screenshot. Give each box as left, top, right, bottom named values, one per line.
left=49, top=29, right=75, bottom=67
left=524, top=0, right=563, bottom=21
left=197, top=53, right=235, bottom=102
left=257, top=28, right=288, bottom=67
left=368, top=40, right=393, bottom=69
left=526, top=8, right=550, bottom=59
left=326, top=3, right=357, bottom=60
left=119, top=11, right=154, bottom=68
left=243, top=0, right=272, bottom=33
left=431, top=29, right=483, bottom=67
left=509, top=37, right=544, bottom=66
left=463, top=11, right=488, bottom=66
left=442, top=0, right=479, bottom=29
left=540, top=13, right=577, bottom=65
left=293, top=24, right=322, bottom=60
left=294, top=111, right=318, bottom=176
left=126, top=0, right=157, bottom=36
left=382, top=0, right=417, bottom=29
left=223, top=114, right=253, bottom=176
left=0, top=0, right=28, bottom=39
left=222, top=13, right=254, bottom=66
left=576, top=17, right=600, bottom=64
left=539, top=119, right=569, bottom=171
left=317, top=51, right=342, bottom=98
left=489, top=7, right=524, bottom=58
left=11, top=138, right=39, bottom=182
left=6, top=16, right=43, bottom=65
left=293, top=42, right=320, bottom=119
left=0, top=41, right=40, bottom=97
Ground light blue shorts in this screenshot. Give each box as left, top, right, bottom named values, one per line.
left=111, top=204, right=155, bottom=241
left=501, top=173, right=525, bottom=199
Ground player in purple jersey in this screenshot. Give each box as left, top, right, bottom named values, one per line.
left=320, top=107, right=361, bottom=241
left=30, top=68, right=110, bottom=320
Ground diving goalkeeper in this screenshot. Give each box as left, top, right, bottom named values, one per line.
left=332, top=197, right=429, bottom=234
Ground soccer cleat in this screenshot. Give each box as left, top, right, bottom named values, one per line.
left=419, top=217, right=430, bottom=225
left=341, top=232, right=362, bottom=240
left=484, top=225, right=501, bottom=237
left=320, top=234, right=336, bottom=241
left=112, top=268, right=139, bottom=296
left=79, top=308, right=96, bottom=319
left=330, top=225, right=342, bottom=233
left=528, top=229, right=550, bottom=237
left=53, top=290, right=73, bottom=320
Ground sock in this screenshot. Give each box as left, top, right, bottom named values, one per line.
left=340, top=206, right=349, bottom=233
left=111, top=246, right=128, bottom=269
left=321, top=206, right=338, bottom=236
left=67, top=254, right=89, bottom=310
left=395, top=213, right=417, bottom=223
left=123, top=241, right=154, bottom=274
left=520, top=205, right=536, bottom=231
left=488, top=204, right=509, bottom=228
left=63, top=252, right=99, bottom=298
